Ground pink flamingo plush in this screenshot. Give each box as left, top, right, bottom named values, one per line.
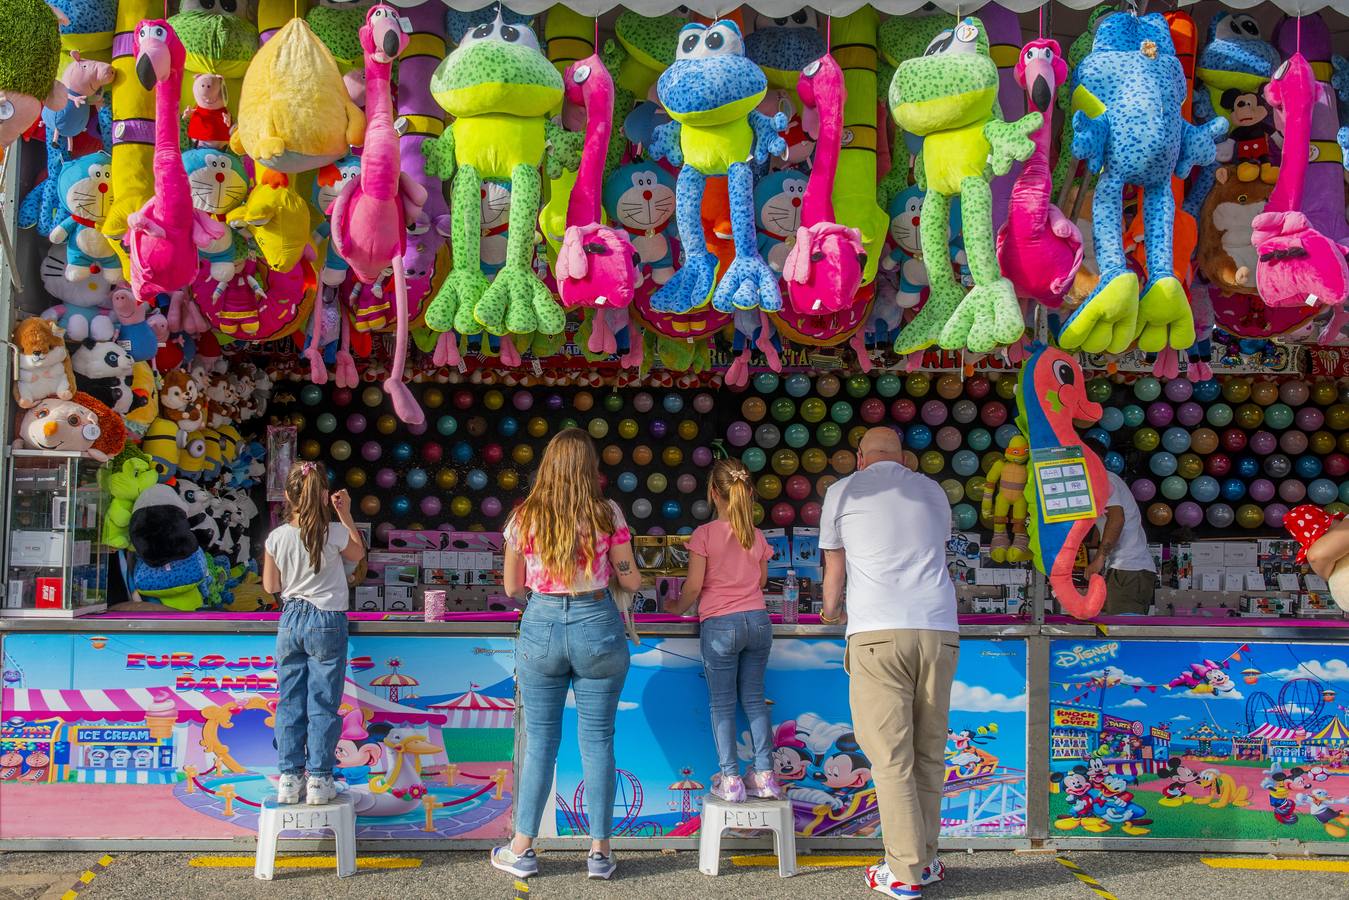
left=125, top=21, right=225, bottom=302
left=1251, top=53, right=1349, bottom=317
left=995, top=39, right=1082, bottom=307
left=781, top=55, right=865, bottom=317
left=555, top=54, right=639, bottom=356
left=331, top=5, right=427, bottom=425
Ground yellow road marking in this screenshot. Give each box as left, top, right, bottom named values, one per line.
left=60, top=854, right=115, bottom=899
left=1202, top=857, right=1349, bottom=873
left=1057, top=856, right=1121, bottom=900
left=189, top=856, right=422, bottom=869
left=732, top=854, right=875, bottom=868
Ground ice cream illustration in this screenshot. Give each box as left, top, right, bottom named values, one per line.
left=145, top=688, right=178, bottom=739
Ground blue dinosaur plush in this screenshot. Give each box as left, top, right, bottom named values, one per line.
left=649, top=20, right=788, bottom=314
left=47, top=151, right=122, bottom=284
left=1186, top=12, right=1279, bottom=215
left=1060, top=11, right=1227, bottom=356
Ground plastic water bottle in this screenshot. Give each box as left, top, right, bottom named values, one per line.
left=782, top=570, right=800, bottom=624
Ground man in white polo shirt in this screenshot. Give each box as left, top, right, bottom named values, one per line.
left=1083, top=436, right=1158, bottom=614
left=819, top=427, right=958, bottom=899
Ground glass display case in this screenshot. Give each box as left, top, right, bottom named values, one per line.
left=3, top=449, right=108, bottom=617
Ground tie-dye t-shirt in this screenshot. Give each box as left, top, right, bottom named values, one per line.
left=504, top=500, right=633, bottom=594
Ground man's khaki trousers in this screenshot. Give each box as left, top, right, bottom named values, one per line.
left=846, top=629, right=959, bottom=885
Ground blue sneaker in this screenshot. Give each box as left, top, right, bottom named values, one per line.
left=490, top=846, right=539, bottom=878
left=587, top=852, right=617, bottom=880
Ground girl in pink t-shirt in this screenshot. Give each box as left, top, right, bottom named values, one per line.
left=667, top=459, right=780, bottom=802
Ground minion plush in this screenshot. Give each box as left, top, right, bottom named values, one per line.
left=202, top=428, right=223, bottom=481
left=982, top=435, right=1030, bottom=562
left=142, top=417, right=181, bottom=482
left=175, top=430, right=209, bottom=482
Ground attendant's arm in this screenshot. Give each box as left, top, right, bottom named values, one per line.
left=1086, top=507, right=1123, bottom=577
left=503, top=544, right=528, bottom=600
left=1308, top=521, right=1349, bottom=580
left=822, top=548, right=847, bottom=624
left=669, top=553, right=706, bottom=614
left=610, top=540, right=643, bottom=592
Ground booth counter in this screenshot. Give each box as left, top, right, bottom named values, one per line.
left=2, top=614, right=1349, bottom=856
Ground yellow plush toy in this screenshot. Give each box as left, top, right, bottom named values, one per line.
left=982, top=435, right=1031, bottom=563
left=230, top=16, right=364, bottom=172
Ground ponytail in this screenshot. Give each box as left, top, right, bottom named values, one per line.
left=283, top=461, right=331, bottom=575
left=709, top=459, right=757, bottom=550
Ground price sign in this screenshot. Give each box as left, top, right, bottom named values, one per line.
left=1032, top=445, right=1098, bottom=524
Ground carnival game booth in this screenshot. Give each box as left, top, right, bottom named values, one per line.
left=2, top=0, right=1349, bottom=859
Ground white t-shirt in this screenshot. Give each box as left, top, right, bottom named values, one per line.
left=1100, top=471, right=1157, bottom=573
left=265, top=522, right=352, bottom=611
left=818, top=461, right=958, bottom=636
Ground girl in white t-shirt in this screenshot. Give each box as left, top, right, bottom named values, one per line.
left=262, top=462, right=364, bottom=806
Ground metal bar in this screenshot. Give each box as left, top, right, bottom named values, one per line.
left=1025, top=633, right=1051, bottom=845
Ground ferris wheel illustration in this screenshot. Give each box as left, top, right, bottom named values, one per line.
left=1245, top=678, right=1329, bottom=733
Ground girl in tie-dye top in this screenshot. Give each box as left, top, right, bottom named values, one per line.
left=504, top=499, right=632, bottom=594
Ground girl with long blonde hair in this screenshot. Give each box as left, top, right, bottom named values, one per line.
left=667, top=458, right=777, bottom=802
left=261, top=462, right=364, bottom=806
left=493, top=428, right=641, bottom=881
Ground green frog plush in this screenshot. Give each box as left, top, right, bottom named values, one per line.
left=889, top=17, right=1041, bottom=355
left=422, top=13, right=566, bottom=339
left=649, top=20, right=788, bottom=315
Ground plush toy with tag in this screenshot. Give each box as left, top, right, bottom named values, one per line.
left=1061, top=11, right=1226, bottom=356
left=888, top=17, right=1039, bottom=356
left=48, top=151, right=121, bottom=284
left=649, top=20, right=788, bottom=315
left=15, top=391, right=124, bottom=462
left=0, top=0, right=65, bottom=155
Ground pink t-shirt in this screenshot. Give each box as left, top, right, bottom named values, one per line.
left=504, top=500, right=632, bottom=594
left=688, top=520, right=771, bottom=620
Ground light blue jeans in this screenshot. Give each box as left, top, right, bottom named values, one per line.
left=701, top=609, right=773, bottom=777
left=275, top=600, right=349, bottom=777
left=514, top=590, right=630, bottom=840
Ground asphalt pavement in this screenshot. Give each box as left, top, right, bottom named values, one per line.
left=4, top=848, right=1349, bottom=899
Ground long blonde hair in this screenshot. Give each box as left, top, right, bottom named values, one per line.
left=283, top=461, right=331, bottom=575
left=510, top=428, right=616, bottom=586
left=709, top=458, right=756, bottom=550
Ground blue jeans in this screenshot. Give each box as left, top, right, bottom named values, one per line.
left=701, top=610, right=773, bottom=777
left=275, top=600, right=349, bottom=777
left=514, top=590, right=630, bottom=840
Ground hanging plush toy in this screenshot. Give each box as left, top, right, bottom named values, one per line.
left=48, top=151, right=121, bottom=284
left=182, top=148, right=249, bottom=284
left=330, top=4, right=425, bottom=426
left=981, top=435, right=1031, bottom=563
left=888, top=17, right=1040, bottom=356
left=782, top=54, right=866, bottom=317
left=182, top=74, right=232, bottom=148
left=649, top=20, right=788, bottom=315
left=125, top=20, right=226, bottom=301
left=746, top=11, right=825, bottom=168
left=0, top=0, right=65, bottom=155
left=1015, top=347, right=1108, bottom=619
left=1062, top=12, right=1227, bottom=356
left=43, top=52, right=115, bottom=151
left=997, top=39, right=1082, bottom=308
left=604, top=162, right=678, bottom=285
left=556, top=53, right=638, bottom=356
left=422, top=14, right=566, bottom=341
left=1253, top=54, right=1349, bottom=314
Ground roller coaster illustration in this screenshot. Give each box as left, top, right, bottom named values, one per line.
left=555, top=769, right=665, bottom=837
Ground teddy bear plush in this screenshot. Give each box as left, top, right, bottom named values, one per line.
left=11, top=318, right=76, bottom=408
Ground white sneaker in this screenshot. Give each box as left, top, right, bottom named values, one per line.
left=276, top=773, right=304, bottom=805
left=921, top=858, right=946, bottom=885
left=306, top=774, right=337, bottom=805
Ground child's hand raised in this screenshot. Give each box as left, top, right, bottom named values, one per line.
left=331, top=489, right=354, bottom=522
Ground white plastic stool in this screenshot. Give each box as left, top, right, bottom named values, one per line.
left=698, top=796, right=796, bottom=877
left=254, top=793, right=357, bottom=880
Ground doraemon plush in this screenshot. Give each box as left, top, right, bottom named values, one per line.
left=603, top=162, right=677, bottom=286
left=48, top=152, right=121, bottom=284
left=755, top=171, right=808, bottom=274
left=182, top=148, right=250, bottom=283
left=649, top=20, right=788, bottom=314
left=1061, top=11, right=1227, bottom=356
left=72, top=339, right=144, bottom=415
left=882, top=186, right=968, bottom=310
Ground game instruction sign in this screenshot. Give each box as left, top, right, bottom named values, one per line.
left=1031, top=445, right=1097, bottom=524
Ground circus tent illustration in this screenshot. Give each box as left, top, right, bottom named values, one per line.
left=1309, top=717, right=1349, bottom=748
left=429, top=684, right=515, bottom=729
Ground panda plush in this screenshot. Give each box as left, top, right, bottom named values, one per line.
left=175, top=478, right=221, bottom=552
left=129, top=484, right=213, bottom=611
left=72, top=339, right=145, bottom=415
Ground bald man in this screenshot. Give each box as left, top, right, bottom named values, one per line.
left=819, top=427, right=958, bottom=899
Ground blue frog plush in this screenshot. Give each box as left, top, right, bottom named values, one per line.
left=649, top=20, right=788, bottom=314
left=1060, top=11, right=1227, bottom=356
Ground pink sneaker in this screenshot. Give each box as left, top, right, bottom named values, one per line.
left=711, top=773, right=746, bottom=803
left=746, top=770, right=785, bottom=800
